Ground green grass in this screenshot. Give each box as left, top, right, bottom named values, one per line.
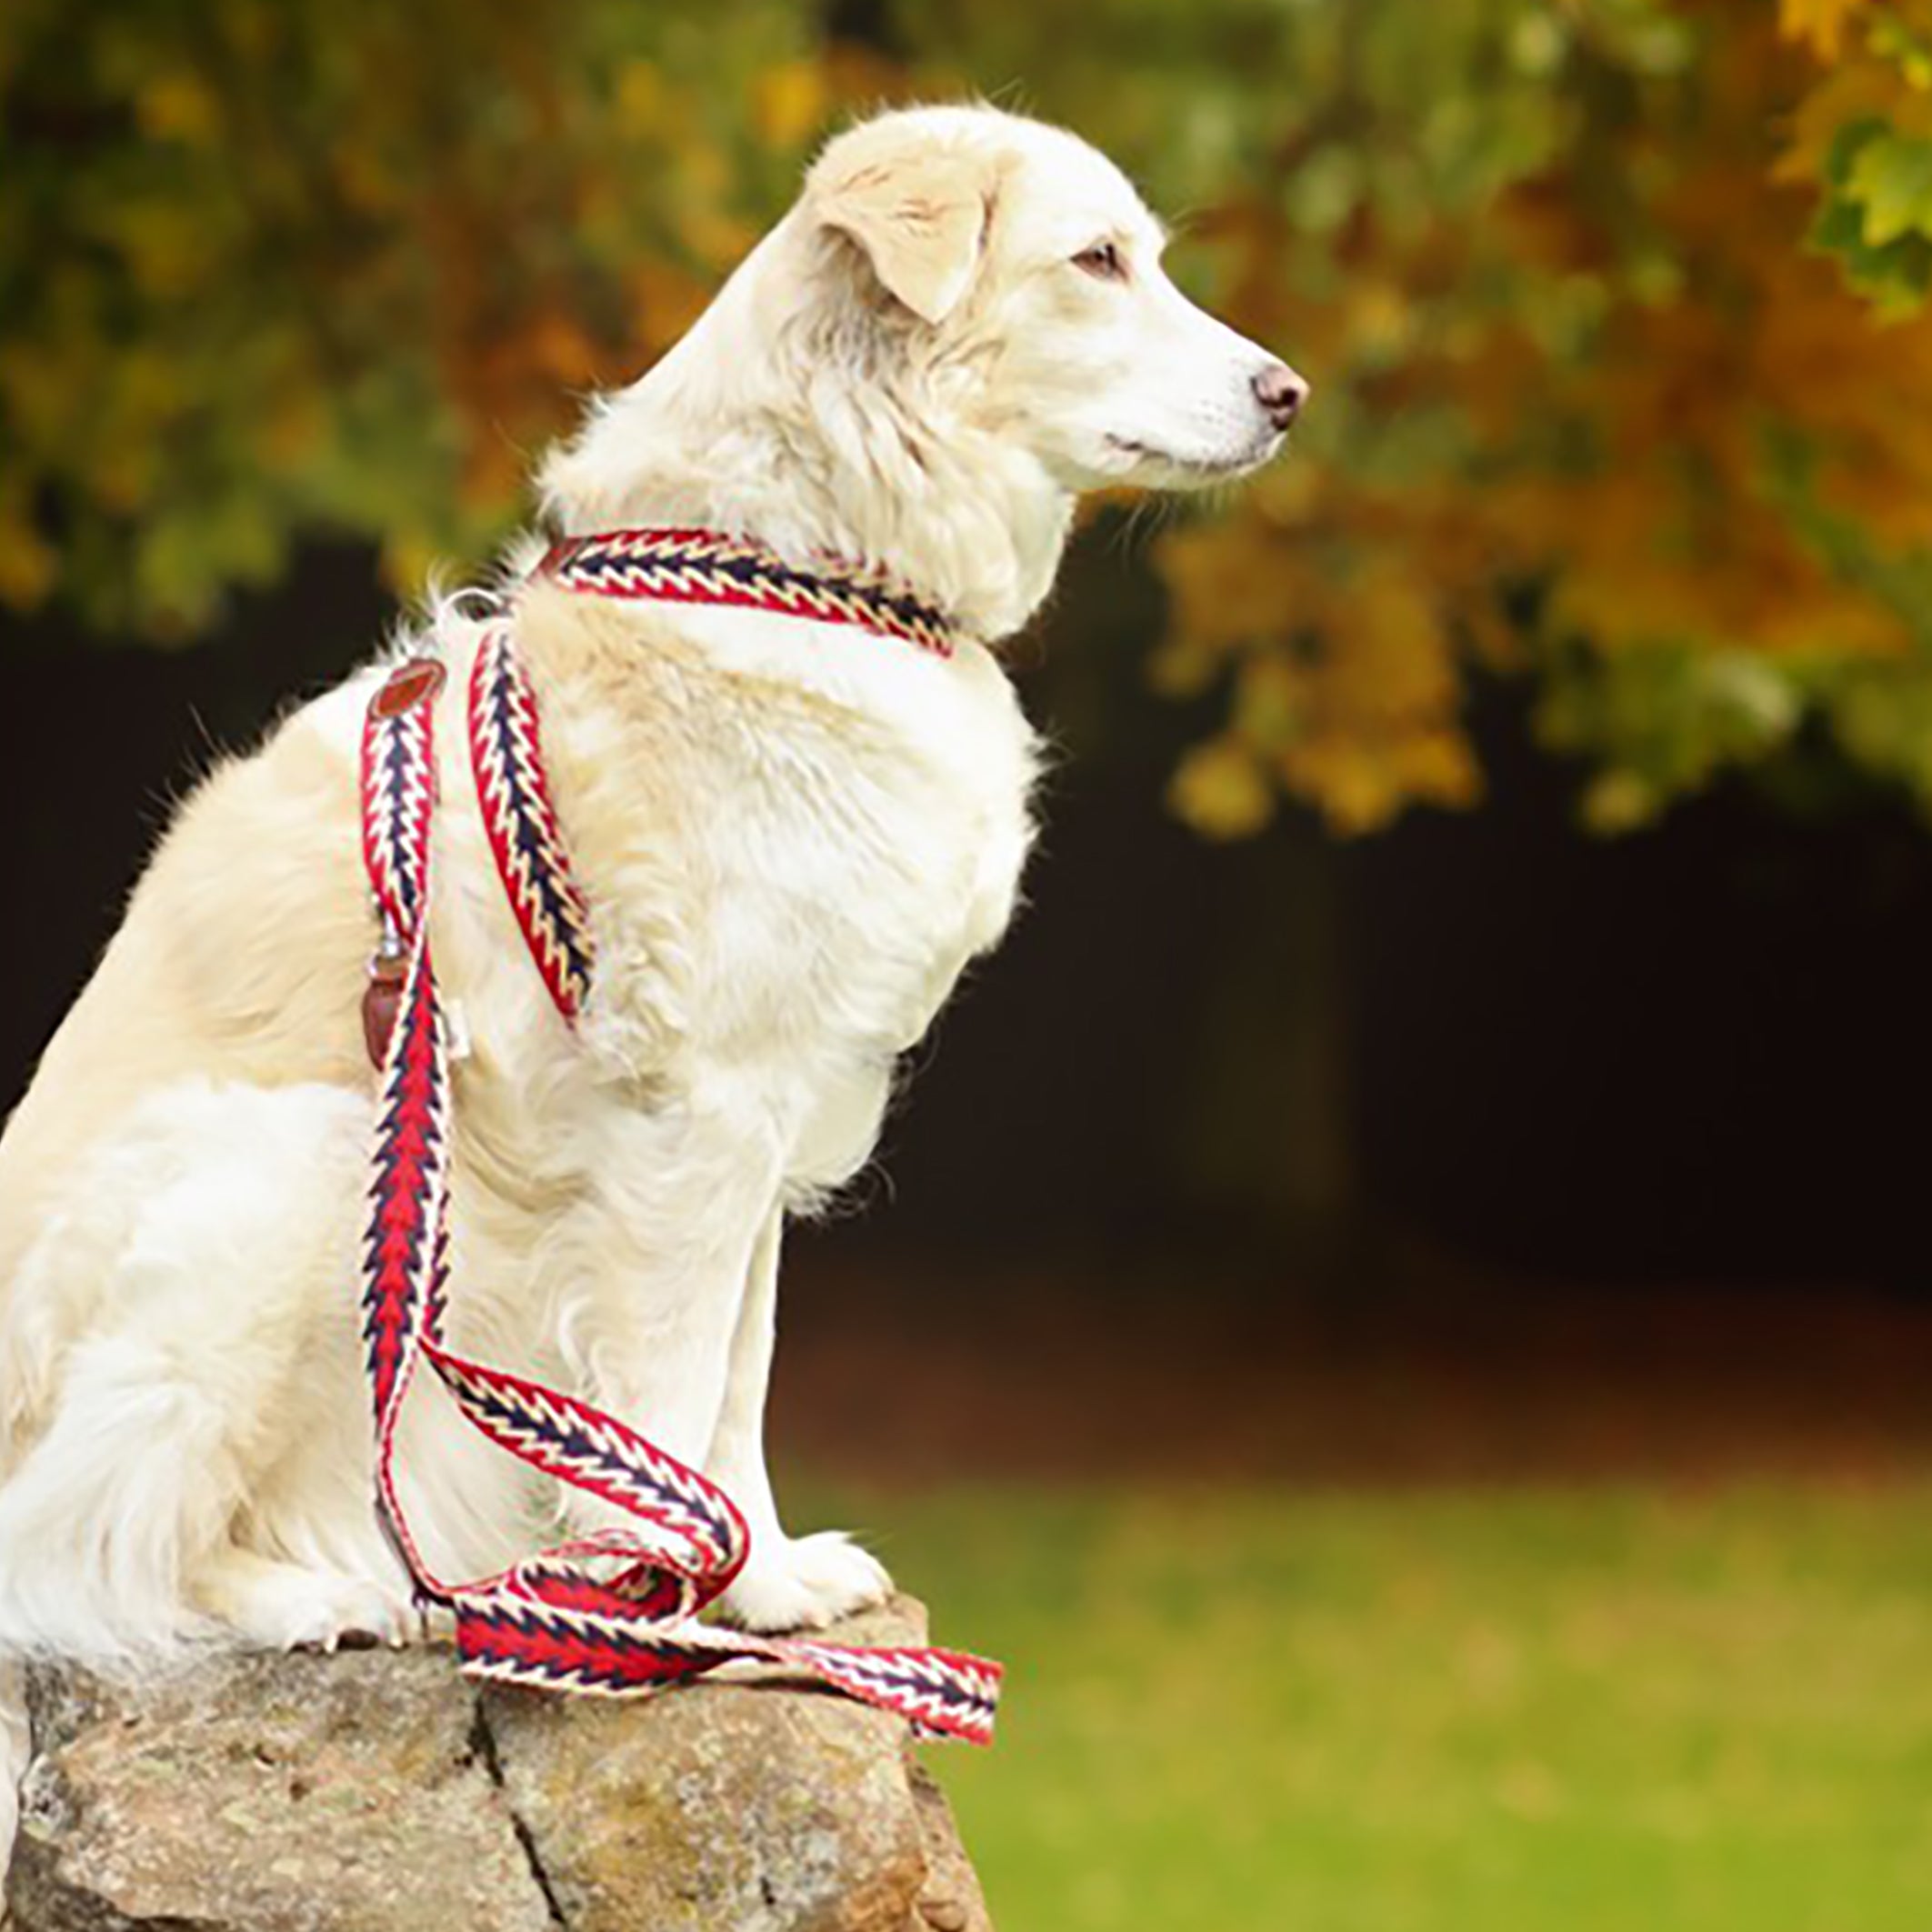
left=806, top=1481, right=1932, bottom=1932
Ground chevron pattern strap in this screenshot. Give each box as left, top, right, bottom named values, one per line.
left=425, top=1343, right=746, bottom=1587
left=354, top=649, right=1000, bottom=1748
left=468, top=630, right=596, bottom=1020
left=539, top=527, right=956, bottom=657
left=357, top=685, right=448, bottom=1432
left=360, top=669, right=439, bottom=946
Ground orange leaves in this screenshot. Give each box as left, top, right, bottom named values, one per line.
left=5, top=0, right=851, bottom=636
left=624, top=261, right=716, bottom=359
left=1780, top=0, right=1867, bottom=63
left=753, top=60, right=830, bottom=151
left=134, top=73, right=219, bottom=145
left=0, top=496, right=57, bottom=613
left=17, top=0, right=1932, bottom=836
left=1168, top=737, right=1276, bottom=840
left=1146, top=2, right=1932, bottom=836
left=1281, top=726, right=1481, bottom=836
left=1156, top=516, right=1315, bottom=668
left=1156, top=504, right=1481, bottom=835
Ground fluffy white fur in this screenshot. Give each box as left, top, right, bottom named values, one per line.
left=0, top=104, right=1299, bottom=1861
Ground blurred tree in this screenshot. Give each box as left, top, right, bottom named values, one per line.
left=1126, top=0, right=1932, bottom=833
left=0, top=0, right=865, bottom=635
left=6, top=0, right=1932, bottom=835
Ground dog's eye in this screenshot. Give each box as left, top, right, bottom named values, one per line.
left=1073, top=241, right=1127, bottom=283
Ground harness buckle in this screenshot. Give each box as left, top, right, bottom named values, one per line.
left=361, top=931, right=409, bottom=1069
left=369, top=656, right=447, bottom=720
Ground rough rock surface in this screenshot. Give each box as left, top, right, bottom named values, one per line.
left=6, top=1597, right=992, bottom=1932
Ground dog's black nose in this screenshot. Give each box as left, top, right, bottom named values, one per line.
left=1253, top=363, right=1308, bottom=429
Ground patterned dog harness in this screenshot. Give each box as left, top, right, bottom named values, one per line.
left=355, top=529, right=997, bottom=1743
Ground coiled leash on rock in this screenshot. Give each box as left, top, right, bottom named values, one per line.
left=355, top=532, right=997, bottom=1744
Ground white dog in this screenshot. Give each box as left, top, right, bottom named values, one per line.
left=0, top=102, right=1301, bottom=1850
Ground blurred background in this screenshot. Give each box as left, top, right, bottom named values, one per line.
left=8, top=1, right=1932, bottom=1926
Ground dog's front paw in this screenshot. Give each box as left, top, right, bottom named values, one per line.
left=201, top=1556, right=416, bottom=1653
left=719, top=1529, right=892, bottom=1634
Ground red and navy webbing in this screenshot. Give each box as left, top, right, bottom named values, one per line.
left=355, top=610, right=997, bottom=1745
left=539, top=527, right=956, bottom=658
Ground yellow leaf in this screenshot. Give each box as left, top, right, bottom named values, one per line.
left=380, top=530, right=442, bottom=599
left=1279, top=736, right=1406, bottom=835
left=0, top=507, right=56, bottom=610
left=1581, top=770, right=1662, bottom=835
left=1168, top=736, right=1276, bottom=839
left=1156, top=518, right=1317, bottom=656
left=1396, top=728, right=1484, bottom=810
left=1147, top=639, right=1217, bottom=699
left=615, top=60, right=666, bottom=132
left=753, top=60, right=829, bottom=151
left=135, top=74, right=218, bottom=145
left=1779, top=0, right=1866, bottom=61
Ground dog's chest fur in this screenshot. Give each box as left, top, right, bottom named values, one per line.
left=430, top=586, right=1040, bottom=1208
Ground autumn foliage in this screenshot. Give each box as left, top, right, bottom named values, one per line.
left=5, top=0, right=1931, bottom=833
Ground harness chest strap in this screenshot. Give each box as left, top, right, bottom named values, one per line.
left=354, top=596, right=997, bottom=1742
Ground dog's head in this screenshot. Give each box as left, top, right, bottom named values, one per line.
left=542, top=105, right=1304, bottom=635
left=803, top=105, right=1306, bottom=491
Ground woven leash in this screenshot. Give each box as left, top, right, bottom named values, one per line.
left=354, top=554, right=995, bottom=1742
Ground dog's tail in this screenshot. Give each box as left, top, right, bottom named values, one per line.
left=1, top=1655, right=25, bottom=1892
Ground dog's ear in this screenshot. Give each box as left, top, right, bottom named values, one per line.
left=810, top=131, right=993, bottom=326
